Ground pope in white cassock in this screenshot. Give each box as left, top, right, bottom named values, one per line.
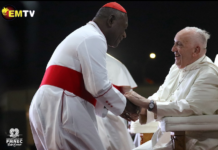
left=29, top=2, right=140, bottom=150
left=96, top=53, right=137, bottom=150
left=125, top=27, right=218, bottom=150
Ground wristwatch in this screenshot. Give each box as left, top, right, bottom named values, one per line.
left=148, top=100, right=155, bottom=111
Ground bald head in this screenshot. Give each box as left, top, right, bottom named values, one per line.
left=93, top=7, right=128, bottom=48
left=172, top=27, right=210, bottom=69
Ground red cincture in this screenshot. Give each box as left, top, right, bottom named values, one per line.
left=40, top=65, right=97, bottom=106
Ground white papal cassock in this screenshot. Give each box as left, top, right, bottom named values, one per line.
left=96, top=54, right=137, bottom=150
left=29, top=21, right=127, bottom=150
left=134, top=55, right=218, bottom=150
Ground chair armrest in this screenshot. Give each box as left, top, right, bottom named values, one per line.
left=130, top=120, right=159, bottom=133
left=160, top=115, right=218, bottom=132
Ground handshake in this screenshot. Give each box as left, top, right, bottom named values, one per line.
left=120, top=91, right=150, bottom=122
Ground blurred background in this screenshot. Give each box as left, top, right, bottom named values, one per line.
left=0, top=1, right=218, bottom=150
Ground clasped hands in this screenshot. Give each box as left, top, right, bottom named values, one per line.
left=120, top=91, right=150, bottom=122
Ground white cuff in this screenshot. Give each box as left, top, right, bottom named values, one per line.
left=96, top=87, right=126, bottom=116
left=95, top=101, right=108, bottom=117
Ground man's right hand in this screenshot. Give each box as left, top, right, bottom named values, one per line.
left=120, top=98, right=141, bottom=121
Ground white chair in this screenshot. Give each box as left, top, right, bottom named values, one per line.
left=160, top=115, right=218, bottom=150
left=130, top=120, right=159, bottom=146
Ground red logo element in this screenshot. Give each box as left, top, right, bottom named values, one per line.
left=2, top=5, right=16, bottom=20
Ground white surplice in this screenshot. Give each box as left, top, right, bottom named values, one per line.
left=29, top=21, right=127, bottom=150
left=134, top=55, right=218, bottom=150
left=96, top=54, right=136, bottom=150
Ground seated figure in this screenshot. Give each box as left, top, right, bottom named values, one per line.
left=125, top=27, right=218, bottom=150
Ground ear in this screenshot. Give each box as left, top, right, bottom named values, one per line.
left=193, top=46, right=200, bottom=57
left=107, top=15, right=116, bottom=28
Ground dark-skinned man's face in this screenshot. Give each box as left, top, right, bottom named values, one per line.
left=108, top=13, right=128, bottom=48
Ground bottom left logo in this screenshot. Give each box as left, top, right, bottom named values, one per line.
left=6, top=128, right=23, bottom=147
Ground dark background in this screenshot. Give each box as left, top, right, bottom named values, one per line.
left=1, top=1, right=218, bottom=149
left=1, top=1, right=218, bottom=91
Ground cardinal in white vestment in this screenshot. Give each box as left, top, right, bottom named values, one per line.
left=29, top=2, right=140, bottom=150
left=125, top=27, right=218, bottom=150
left=96, top=54, right=136, bottom=150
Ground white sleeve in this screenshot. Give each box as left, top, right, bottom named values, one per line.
left=95, top=101, right=108, bottom=117
left=77, top=35, right=126, bottom=116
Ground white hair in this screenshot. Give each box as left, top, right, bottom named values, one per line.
left=183, top=27, right=210, bottom=48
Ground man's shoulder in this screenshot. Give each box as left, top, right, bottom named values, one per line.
left=197, top=62, right=218, bottom=80
left=72, top=24, right=105, bottom=41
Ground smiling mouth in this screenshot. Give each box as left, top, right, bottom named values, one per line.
left=175, top=53, right=180, bottom=57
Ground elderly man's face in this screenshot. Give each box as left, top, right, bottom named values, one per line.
left=171, top=30, right=197, bottom=69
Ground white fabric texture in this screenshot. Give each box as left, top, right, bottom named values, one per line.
left=96, top=54, right=136, bottom=150
left=106, top=54, right=137, bottom=88
left=134, top=55, right=218, bottom=150
left=215, top=54, right=218, bottom=66
left=96, top=115, right=111, bottom=150
left=161, top=115, right=218, bottom=132
left=29, top=21, right=127, bottom=150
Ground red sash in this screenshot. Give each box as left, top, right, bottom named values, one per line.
left=40, top=65, right=97, bottom=106
left=40, top=65, right=123, bottom=107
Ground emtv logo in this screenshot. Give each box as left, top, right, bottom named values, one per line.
left=2, top=5, right=35, bottom=20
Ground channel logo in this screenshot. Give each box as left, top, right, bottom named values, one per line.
left=2, top=5, right=35, bottom=20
